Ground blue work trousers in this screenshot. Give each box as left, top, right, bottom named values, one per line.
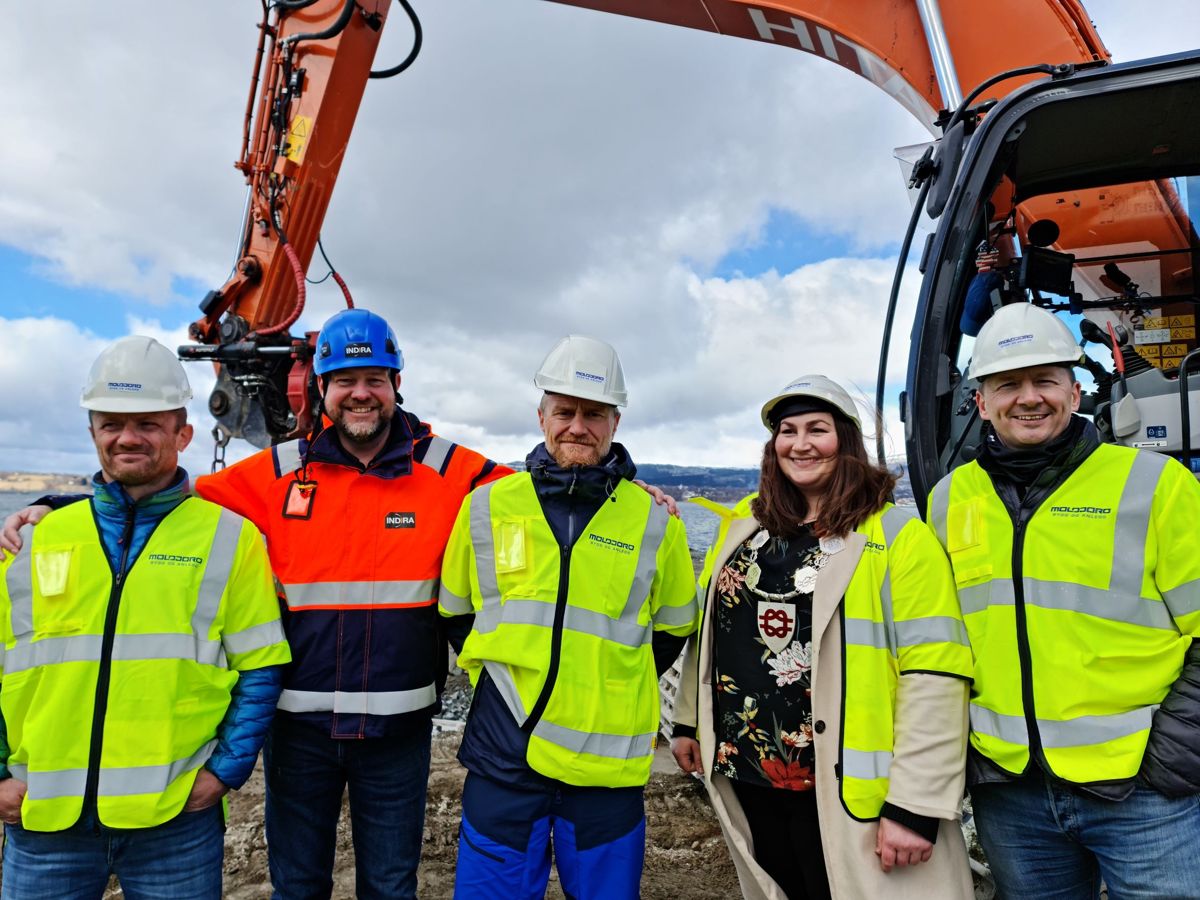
left=263, top=717, right=432, bottom=900
left=1, top=806, right=223, bottom=900
left=971, top=773, right=1200, bottom=899
left=454, top=770, right=646, bottom=900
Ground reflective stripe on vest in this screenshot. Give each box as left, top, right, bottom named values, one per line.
left=5, top=527, right=34, bottom=638
left=439, top=582, right=473, bottom=615
left=274, top=440, right=304, bottom=477
left=530, top=719, right=656, bottom=761
left=281, top=578, right=439, bottom=610
left=9, top=740, right=217, bottom=800
left=970, top=703, right=1158, bottom=749
left=277, top=683, right=437, bottom=715
left=843, top=748, right=892, bottom=781
left=419, top=436, right=454, bottom=475
left=6, top=510, right=244, bottom=672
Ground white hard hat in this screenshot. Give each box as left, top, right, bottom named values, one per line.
left=760, top=374, right=860, bottom=431
left=970, top=303, right=1082, bottom=381
left=81, top=336, right=193, bottom=413
left=534, top=335, right=628, bottom=407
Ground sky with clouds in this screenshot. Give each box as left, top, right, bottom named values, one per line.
left=1, top=0, right=1197, bottom=476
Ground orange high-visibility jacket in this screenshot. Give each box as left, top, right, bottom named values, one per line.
left=195, top=410, right=509, bottom=737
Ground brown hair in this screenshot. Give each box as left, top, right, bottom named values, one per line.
left=750, top=414, right=897, bottom=539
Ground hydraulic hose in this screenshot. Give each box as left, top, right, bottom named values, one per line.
left=370, top=0, right=423, bottom=79
left=281, top=0, right=356, bottom=47
left=875, top=176, right=931, bottom=466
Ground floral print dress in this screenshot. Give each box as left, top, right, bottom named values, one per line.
left=711, top=527, right=820, bottom=791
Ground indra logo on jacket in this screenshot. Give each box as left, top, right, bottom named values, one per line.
left=385, top=512, right=417, bottom=529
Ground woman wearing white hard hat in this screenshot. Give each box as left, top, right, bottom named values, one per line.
left=670, top=375, right=974, bottom=900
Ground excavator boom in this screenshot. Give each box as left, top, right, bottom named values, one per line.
left=545, top=1, right=1109, bottom=128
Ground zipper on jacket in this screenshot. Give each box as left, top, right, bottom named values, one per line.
left=523, top=485, right=577, bottom=733
left=83, top=501, right=137, bottom=831
left=1009, top=501, right=1049, bottom=772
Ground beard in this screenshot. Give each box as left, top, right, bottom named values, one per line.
left=330, top=405, right=393, bottom=445
left=550, top=440, right=608, bottom=468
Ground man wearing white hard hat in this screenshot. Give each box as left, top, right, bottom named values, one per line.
left=439, top=335, right=698, bottom=899
left=0, top=336, right=290, bottom=899
left=926, top=302, right=1200, bottom=897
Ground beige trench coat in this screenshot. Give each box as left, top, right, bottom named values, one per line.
left=674, top=516, right=975, bottom=900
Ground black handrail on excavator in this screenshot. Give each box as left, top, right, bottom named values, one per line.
left=1178, top=349, right=1200, bottom=472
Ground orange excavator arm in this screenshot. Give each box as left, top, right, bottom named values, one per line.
left=544, top=1, right=1109, bottom=128
left=181, top=0, right=419, bottom=449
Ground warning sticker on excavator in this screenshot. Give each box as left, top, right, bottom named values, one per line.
left=1135, top=328, right=1170, bottom=344
left=1142, top=317, right=1168, bottom=329
left=1171, top=327, right=1196, bottom=340
left=1139, top=344, right=1161, bottom=357
left=284, top=115, right=312, bottom=163
left=1170, top=315, right=1195, bottom=327
left=1162, top=343, right=1189, bottom=357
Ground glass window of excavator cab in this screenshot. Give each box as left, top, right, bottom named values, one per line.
left=945, top=72, right=1200, bottom=463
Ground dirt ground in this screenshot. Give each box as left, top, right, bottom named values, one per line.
left=216, top=728, right=739, bottom=899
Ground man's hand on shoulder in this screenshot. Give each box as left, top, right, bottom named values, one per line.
left=183, top=769, right=229, bottom=812
left=0, top=506, right=52, bottom=559
left=633, top=480, right=679, bottom=517
left=0, top=778, right=27, bottom=825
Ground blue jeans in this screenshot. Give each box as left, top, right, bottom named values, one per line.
left=971, top=774, right=1200, bottom=899
left=263, top=716, right=432, bottom=900
left=1, top=807, right=223, bottom=900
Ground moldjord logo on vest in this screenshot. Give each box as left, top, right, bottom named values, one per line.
left=147, top=553, right=204, bottom=568
left=385, top=512, right=416, bottom=529
left=1049, top=505, right=1112, bottom=519
left=588, top=533, right=634, bottom=554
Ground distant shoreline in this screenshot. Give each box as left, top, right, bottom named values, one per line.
left=0, top=472, right=89, bottom=494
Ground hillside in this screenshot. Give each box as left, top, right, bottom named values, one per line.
left=0, top=471, right=89, bottom=494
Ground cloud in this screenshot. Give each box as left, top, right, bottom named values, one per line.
left=1, top=0, right=1195, bottom=471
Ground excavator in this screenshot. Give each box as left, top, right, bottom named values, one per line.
left=177, top=0, right=1200, bottom=505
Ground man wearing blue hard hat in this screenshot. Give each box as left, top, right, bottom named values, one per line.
left=191, top=307, right=512, bottom=899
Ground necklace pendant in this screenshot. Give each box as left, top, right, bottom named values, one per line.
left=745, top=563, right=761, bottom=590
left=748, top=529, right=770, bottom=551
left=793, top=566, right=819, bottom=594
left=757, top=601, right=797, bottom=653
left=819, top=535, right=845, bottom=555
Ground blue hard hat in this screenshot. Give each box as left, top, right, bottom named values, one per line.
left=313, top=308, right=404, bottom=376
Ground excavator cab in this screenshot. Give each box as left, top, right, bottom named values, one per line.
left=903, top=50, right=1200, bottom=505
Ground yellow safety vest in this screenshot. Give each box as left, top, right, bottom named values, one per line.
left=440, top=476, right=698, bottom=787
left=0, top=498, right=290, bottom=831
left=701, top=499, right=972, bottom=818
left=927, top=444, right=1200, bottom=784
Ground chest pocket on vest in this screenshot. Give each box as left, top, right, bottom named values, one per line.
left=32, top=546, right=84, bottom=636
left=946, top=499, right=992, bottom=587
left=494, top=518, right=530, bottom=575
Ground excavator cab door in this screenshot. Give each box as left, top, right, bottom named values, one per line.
left=904, top=51, right=1200, bottom=508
